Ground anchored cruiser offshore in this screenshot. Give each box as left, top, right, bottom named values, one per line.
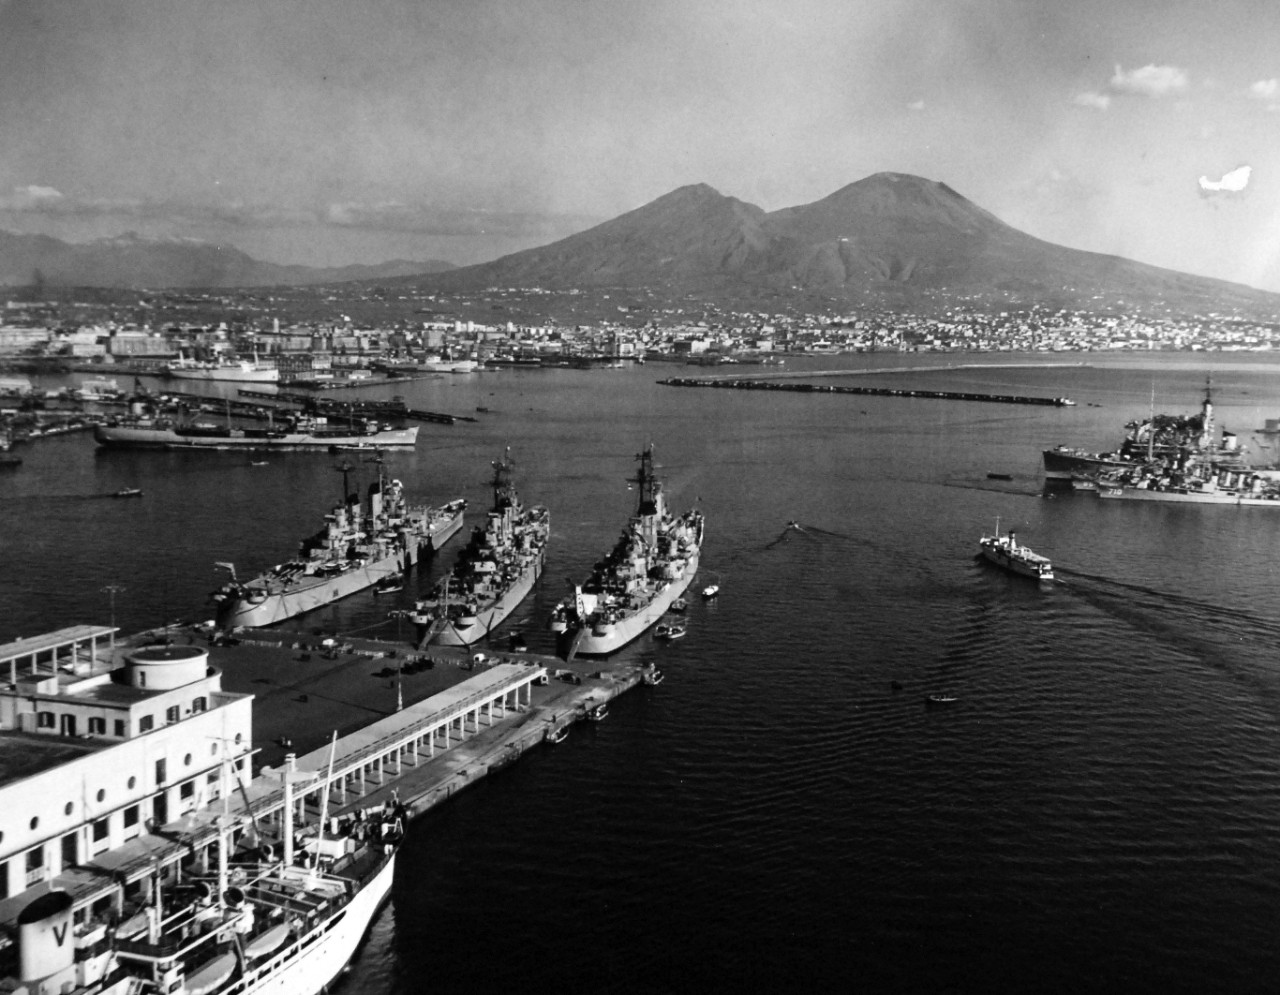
left=214, top=466, right=465, bottom=629
left=412, top=449, right=549, bottom=647
left=549, top=445, right=704, bottom=655
left=978, top=520, right=1053, bottom=581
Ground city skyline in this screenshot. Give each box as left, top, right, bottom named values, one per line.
left=1, top=0, right=1279, bottom=292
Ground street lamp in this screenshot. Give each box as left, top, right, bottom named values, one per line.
left=101, top=584, right=125, bottom=631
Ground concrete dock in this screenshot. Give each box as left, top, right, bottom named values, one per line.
left=132, top=625, right=655, bottom=825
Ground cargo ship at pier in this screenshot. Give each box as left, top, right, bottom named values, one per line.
left=412, top=449, right=549, bottom=647
left=0, top=630, right=404, bottom=995
left=95, top=414, right=418, bottom=451
left=549, top=445, right=704, bottom=655
left=166, top=357, right=281, bottom=382
left=214, top=468, right=465, bottom=629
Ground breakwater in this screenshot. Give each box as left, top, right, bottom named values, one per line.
left=657, top=376, right=1075, bottom=406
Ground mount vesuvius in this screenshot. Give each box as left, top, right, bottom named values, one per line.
left=421, top=172, right=1278, bottom=313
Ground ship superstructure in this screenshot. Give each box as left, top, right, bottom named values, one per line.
left=549, top=445, right=704, bottom=655
left=0, top=627, right=401, bottom=995
left=214, top=464, right=465, bottom=629
left=412, top=449, right=549, bottom=647
left=1043, top=380, right=1240, bottom=479
left=978, top=521, right=1053, bottom=581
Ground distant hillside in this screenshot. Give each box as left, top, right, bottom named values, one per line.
left=419, top=173, right=1280, bottom=313
left=0, top=230, right=454, bottom=289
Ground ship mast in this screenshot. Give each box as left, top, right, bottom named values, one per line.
left=1147, top=383, right=1155, bottom=463
left=631, top=444, right=660, bottom=517
left=1200, top=376, right=1214, bottom=451
left=491, top=447, right=513, bottom=505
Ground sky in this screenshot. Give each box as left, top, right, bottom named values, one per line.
left=2, top=0, right=1280, bottom=291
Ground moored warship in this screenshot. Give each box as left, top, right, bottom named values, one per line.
left=214, top=466, right=465, bottom=629
left=549, top=445, right=704, bottom=655
left=412, top=449, right=549, bottom=647
left=95, top=415, right=417, bottom=451
left=1043, top=381, right=1241, bottom=479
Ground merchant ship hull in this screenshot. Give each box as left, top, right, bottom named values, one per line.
left=571, top=549, right=700, bottom=655
left=168, top=366, right=280, bottom=383
left=978, top=543, right=1052, bottom=580
left=424, top=546, right=547, bottom=646
left=237, top=851, right=395, bottom=995
left=95, top=424, right=418, bottom=451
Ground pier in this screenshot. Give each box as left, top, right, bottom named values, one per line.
left=24, top=628, right=650, bottom=912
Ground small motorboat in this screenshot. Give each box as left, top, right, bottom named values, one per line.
left=113, top=487, right=143, bottom=498
left=250, top=460, right=269, bottom=467
left=585, top=701, right=609, bottom=722
left=373, top=577, right=404, bottom=595
left=924, top=694, right=958, bottom=706
left=700, top=584, right=719, bottom=600
left=545, top=724, right=569, bottom=744
left=642, top=666, right=665, bottom=686
left=669, top=598, right=688, bottom=614
left=655, top=623, right=686, bottom=641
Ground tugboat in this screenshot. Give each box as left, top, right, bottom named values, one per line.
left=548, top=444, right=703, bottom=655
left=978, top=519, right=1054, bottom=581
left=412, top=449, right=549, bottom=646
left=213, top=464, right=465, bottom=629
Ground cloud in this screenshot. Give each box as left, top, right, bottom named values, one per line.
left=1198, top=165, right=1252, bottom=195
left=1247, top=78, right=1280, bottom=111
left=1249, top=78, right=1279, bottom=100
left=0, top=186, right=599, bottom=240
left=323, top=201, right=599, bottom=237
left=906, top=99, right=925, bottom=112
left=1109, top=63, right=1189, bottom=98
left=1072, top=91, right=1111, bottom=111
left=0, top=185, right=65, bottom=210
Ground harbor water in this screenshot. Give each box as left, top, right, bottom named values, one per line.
left=3, top=354, right=1280, bottom=992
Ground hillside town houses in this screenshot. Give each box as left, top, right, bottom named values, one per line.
left=2, top=293, right=1280, bottom=370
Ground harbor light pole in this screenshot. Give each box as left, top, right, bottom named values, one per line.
left=101, top=584, right=125, bottom=631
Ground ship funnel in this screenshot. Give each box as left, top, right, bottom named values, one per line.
left=17, top=890, right=74, bottom=982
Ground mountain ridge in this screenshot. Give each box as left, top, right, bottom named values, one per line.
left=418, top=172, right=1280, bottom=313
left=0, top=229, right=455, bottom=289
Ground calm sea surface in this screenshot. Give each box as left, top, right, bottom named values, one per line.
left=4, top=354, right=1280, bottom=993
